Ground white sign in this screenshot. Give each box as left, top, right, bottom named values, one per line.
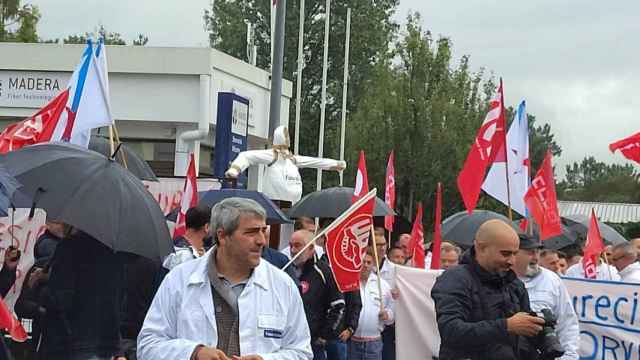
left=0, top=71, right=69, bottom=108
left=563, top=277, right=640, bottom=360
left=395, top=269, right=640, bottom=360
left=231, top=99, right=249, bottom=137
left=395, top=265, right=442, bottom=359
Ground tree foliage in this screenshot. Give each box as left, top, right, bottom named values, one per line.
left=558, top=156, right=640, bottom=203
left=0, top=0, right=40, bottom=42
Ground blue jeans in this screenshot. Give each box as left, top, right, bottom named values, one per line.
left=326, top=339, right=347, bottom=360
left=312, top=343, right=327, bottom=360
left=347, top=339, right=383, bottom=360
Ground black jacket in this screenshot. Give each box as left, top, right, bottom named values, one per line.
left=297, top=254, right=345, bottom=342
left=319, top=254, right=361, bottom=333
left=39, top=231, right=125, bottom=359
left=431, top=248, right=536, bottom=360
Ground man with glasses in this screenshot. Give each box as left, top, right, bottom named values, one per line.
left=610, top=243, right=640, bottom=283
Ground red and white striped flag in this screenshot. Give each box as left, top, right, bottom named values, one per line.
left=457, top=79, right=506, bottom=213
left=384, top=151, right=395, bottom=232
left=173, top=153, right=198, bottom=239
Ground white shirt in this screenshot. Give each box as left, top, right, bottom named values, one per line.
left=520, top=268, right=579, bottom=360
left=354, top=273, right=394, bottom=338
left=138, top=249, right=313, bottom=360
left=281, top=245, right=324, bottom=260
left=228, top=149, right=344, bottom=203
left=162, top=246, right=203, bottom=271
left=565, top=262, right=620, bottom=281
left=619, top=262, right=640, bottom=283
left=378, top=257, right=396, bottom=288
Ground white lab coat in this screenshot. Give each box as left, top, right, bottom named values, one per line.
left=520, top=268, right=579, bottom=360
left=565, top=262, right=620, bottom=281
left=162, top=246, right=203, bottom=271
left=137, top=249, right=313, bottom=360
left=619, top=262, right=640, bottom=283
left=228, top=150, right=344, bottom=203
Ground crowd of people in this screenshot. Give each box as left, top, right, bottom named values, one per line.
left=2, top=198, right=640, bottom=360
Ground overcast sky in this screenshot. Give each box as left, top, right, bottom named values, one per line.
left=30, top=0, right=640, bottom=174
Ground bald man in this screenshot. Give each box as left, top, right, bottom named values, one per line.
left=631, top=238, right=640, bottom=260
left=431, top=220, right=544, bottom=360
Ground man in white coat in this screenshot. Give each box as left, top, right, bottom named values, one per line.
left=138, top=198, right=312, bottom=360
left=514, top=235, right=579, bottom=360
left=565, top=255, right=620, bottom=280
left=610, top=242, right=640, bottom=283
left=225, top=126, right=345, bottom=203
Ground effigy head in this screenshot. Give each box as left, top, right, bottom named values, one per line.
left=273, top=126, right=290, bottom=149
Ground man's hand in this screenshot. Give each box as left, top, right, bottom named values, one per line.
left=338, top=328, right=352, bottom=342
left=27, top=267, right=48, bottom=289
left=196, top=347, right=231, bottom=360
left=3, top=246, right=20, bottom=271
left=379, top=310, right=390, bottom=322
left=232, top=356, right=263, bottom=360
left=506, top=312, right=545, bottom=337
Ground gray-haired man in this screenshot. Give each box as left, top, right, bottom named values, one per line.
left=611, top=243, right=640, bottom=283
left=138, top=198, right=312, bottom=360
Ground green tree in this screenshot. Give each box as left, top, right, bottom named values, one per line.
left=1, top=1, right=40, bottom=42
left=64, top=26, right=127, bottom=45
left=558, top=156, right=640, bottom=203
left=132, top=33, right=148, bottom=46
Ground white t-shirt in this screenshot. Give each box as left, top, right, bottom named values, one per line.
left=565, top=262, right=620, bottom=281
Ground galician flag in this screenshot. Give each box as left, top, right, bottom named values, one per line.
left=481, top=100, right=529, bottom=216
left=50, top=39, right=112, bottom=146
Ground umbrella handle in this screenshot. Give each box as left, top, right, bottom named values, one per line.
left=29, top=187, right=45, bottom=220
left=110, top=143, right=123, bottom=160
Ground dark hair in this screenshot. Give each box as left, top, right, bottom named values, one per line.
left=185, top=205, right=212, bottom=230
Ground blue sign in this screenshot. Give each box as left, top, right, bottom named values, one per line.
left=213, top=92, right=250, bottom=188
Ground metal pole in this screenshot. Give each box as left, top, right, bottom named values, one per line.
left=293, top=0, right=305, bottom=155
left=268, top=0, right=286, bottom=138
left=338, top=8, right=351, bottom=186
left=316, top=0, right=331, bottom=191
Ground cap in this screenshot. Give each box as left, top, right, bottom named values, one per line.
left=518, top=233, right=543, bottom=250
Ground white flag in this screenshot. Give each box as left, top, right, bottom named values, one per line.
left=481, top=100, right=529, bottom=216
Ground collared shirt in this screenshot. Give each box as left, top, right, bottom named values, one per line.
left=354, top=273, right=394, bottom=338
left=565, top=262, right=620, bottom=281
left=619, top=262, right=640, bottom=283
left=378, top=257, right=395, bottom=288
left=520, top=268, right=579, bottom=360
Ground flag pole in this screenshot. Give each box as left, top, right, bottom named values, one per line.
left=316, top=0, right=331, bottom=191
left=108, top=125, right=115, bottom=158
left=293, top=0, right=305, bottom=155
left=282, top=226, right=330, bottom=271
left=369, top=224, right=384, bottom=311
left=338, top=7, right=351, bottom=187
left=499, top=78, right=513, bottom=221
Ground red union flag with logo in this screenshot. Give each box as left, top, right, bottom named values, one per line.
left=457, top=79, right=506, bottom=213
left=582, top=209, right=605, bottom=279
left=384, top=151, right=395, bottom=231
left=326, top=189, right=376, bottom=292
left=524, top=150, right=562, bottom=240
left=609, top=132, right=640, bottom=165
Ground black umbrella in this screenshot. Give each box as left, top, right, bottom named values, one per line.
left=442, top=210, right=515, bottom=248
left=89, top=136, right=158, bottom=181
left=166, top=189, right=291, bottom=225
left=0, top=164, right=21, bottom=217
left=288, top=187, right=395, bottom=218
left=562, top=214, right=627, bottom=245
left=0, top=143, right=172, bottom=261
left=513, top=219, right=578, bottom=250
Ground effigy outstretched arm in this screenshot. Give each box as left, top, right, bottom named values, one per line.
left=225, top=150, right=275, bottom=178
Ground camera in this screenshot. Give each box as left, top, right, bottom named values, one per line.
left=530, top=308, right=565, bottom=360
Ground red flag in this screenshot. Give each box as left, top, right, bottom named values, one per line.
left=609, top=132, right=640, bottom=165
left=384, top=151, right=396, bottom=231
left=173, top=153, right=198, bottom=239
left=352, top=151, right=369, bottom=203
left=0, top=89, right=70, bottom=154
left=325, top=189, right=377, bottom=292
left=0, top=298, right=27, bottom=342
left=457, top=79, right=507, bottom=213
left=409, top=203, right=425, bottom=269
left=524, top=150, right=562, bottom=240
left=582, top=209, right=605, bottom=279
left=430, top=183, right=443, bottom=270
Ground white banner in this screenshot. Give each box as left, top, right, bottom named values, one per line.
left=395, top=268, right=640, bottom=360
left=395, top=265, right=442, bottom=359
left=563, top=277, right=640, bottom=360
